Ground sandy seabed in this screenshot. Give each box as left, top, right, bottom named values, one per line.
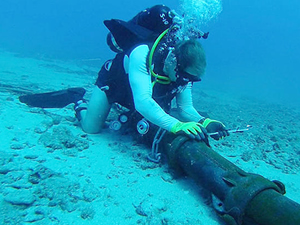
left=0, top=50, right=299, bottom=225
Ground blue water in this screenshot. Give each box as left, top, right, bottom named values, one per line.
left=0, top=0, right=299, bottom=106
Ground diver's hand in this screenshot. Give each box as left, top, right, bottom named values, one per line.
left=200, top=118, right=229, bottom=140
left=171, top=121, right=208, bottom=141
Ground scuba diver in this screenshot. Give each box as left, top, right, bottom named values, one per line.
left=75, top=4, right=229, bottom=143
left=19, top=5, right=229, bottom=145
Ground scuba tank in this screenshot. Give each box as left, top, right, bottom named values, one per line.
left=104, top=5, right=175, bottom=53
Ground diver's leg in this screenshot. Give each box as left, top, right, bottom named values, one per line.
left=80, top=86, right=111, bottom=134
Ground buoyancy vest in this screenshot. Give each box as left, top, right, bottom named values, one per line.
left=97, top=23, right=190, bottom=111
left=96, top=38, right=186, bottom=112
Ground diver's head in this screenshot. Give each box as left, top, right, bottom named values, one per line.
left=164, top=39, right=206, bottom=83
left=175, top=39, right=206, bottom=82
left=137, top=5, right=175, bottom=34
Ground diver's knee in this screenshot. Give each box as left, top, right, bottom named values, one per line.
left=81, top=122, right=101, bottom=134
left=78, top=86, right=111, bottom=134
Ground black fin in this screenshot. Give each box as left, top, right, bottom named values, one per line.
left=19, top=87, right=86, bottom=108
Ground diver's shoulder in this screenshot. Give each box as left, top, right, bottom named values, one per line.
left=129, top=44, right=150, bottom=58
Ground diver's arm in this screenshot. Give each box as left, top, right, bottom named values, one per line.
left=128, top=45, right=179, bottom=131
left=176, top=83, right=204, bottom=122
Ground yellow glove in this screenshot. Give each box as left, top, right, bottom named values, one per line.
left=171, top=121, right=207, bottom=141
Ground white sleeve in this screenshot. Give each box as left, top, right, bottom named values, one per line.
left=176, top=82, right=204, bottom=122
left=128, top=45, right=179, bottom=131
